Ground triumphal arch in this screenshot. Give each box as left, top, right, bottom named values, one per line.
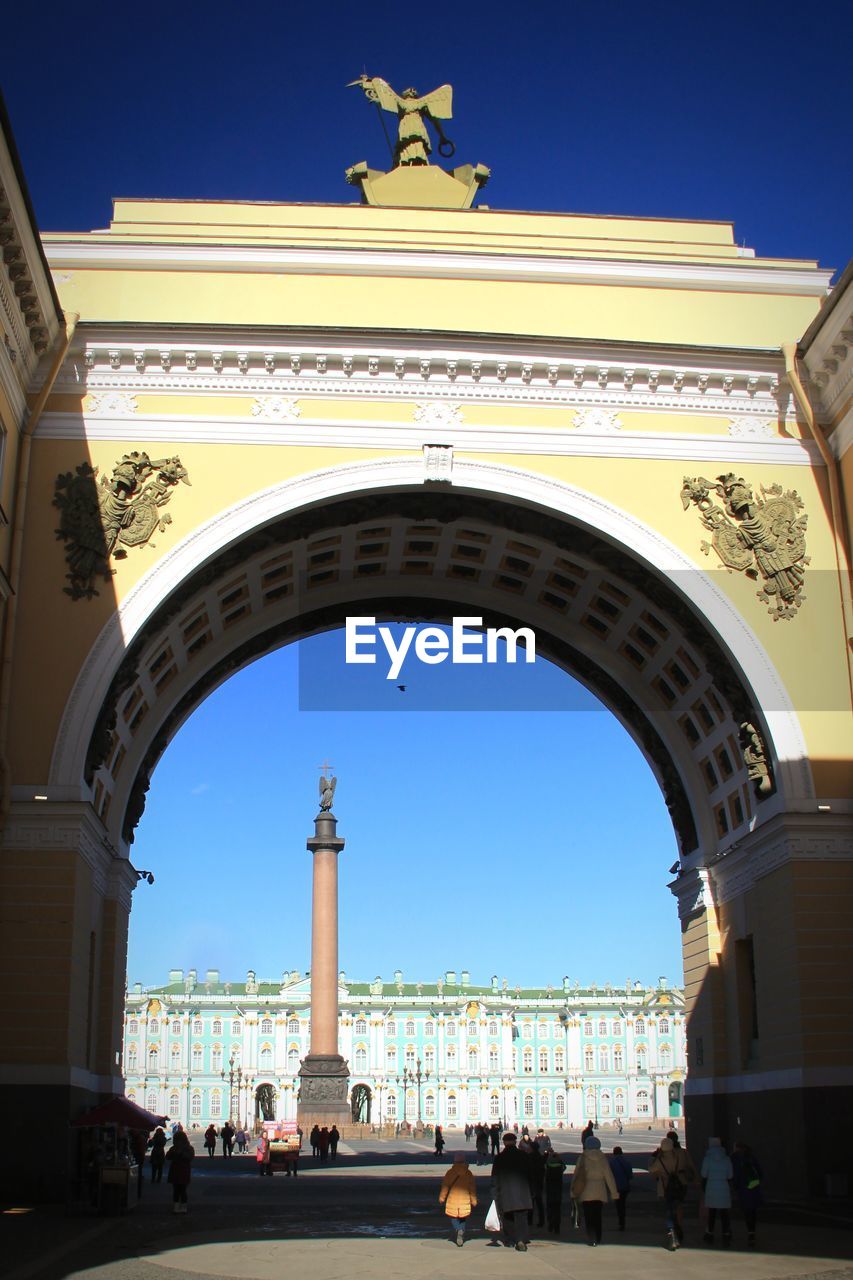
left=0, top=80, right=850, bottom=1197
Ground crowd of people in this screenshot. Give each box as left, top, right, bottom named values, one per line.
left=440, top=1122, right=762, bottom=1252
left=137, top=1117, right=763, bottom=1246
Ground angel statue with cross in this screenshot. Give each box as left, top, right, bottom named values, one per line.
left=318, top=766, right=337, bottom=812
left=349, top=75, right=455, bottom=167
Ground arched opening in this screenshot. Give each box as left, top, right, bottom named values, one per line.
left=351, top=1083, right=372, bottom=1124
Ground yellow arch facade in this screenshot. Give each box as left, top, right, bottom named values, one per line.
left=0, top=134, right=850, bottom=1197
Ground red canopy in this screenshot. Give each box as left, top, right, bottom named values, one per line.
left=72, top=1095, right=167, bottom=1130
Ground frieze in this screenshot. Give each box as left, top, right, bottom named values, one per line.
left=681, top=473, right=808, bottom=620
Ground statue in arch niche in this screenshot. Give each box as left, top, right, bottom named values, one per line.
left=349, top=75, right=455, bottom=166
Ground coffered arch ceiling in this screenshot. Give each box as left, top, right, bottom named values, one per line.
left=51, top=466, right=797, bottom=866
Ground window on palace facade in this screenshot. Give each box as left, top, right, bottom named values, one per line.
left=355, top=1018, right=367, bottom=1036
left=659, top=1045, right=673, bottom=1069
left=127, top=1045, right=138, bottom=1071
left=146, top=1089, right=158, bottom=1112
left=659, top=1018, right=670, bottom=1034
left=260, top=1017, right=273, bottom=1035
left=288, top=1018, right=300, bottom=1035
left=612, top=1020, right=622, bottom=1035
left=469, top=1093, right=479, bottom=1117
left=405, top=1091, right=415, bottom=1118
left=169, top=1044, right=181, bottom=1068
left=584, top=1047, right=594, bottom=1071
left=406, top=1020, right=415, bottom=1037
left=583, top=1020, right=593, bottom=1036
left=386, top=1048, right=397, bottom=1069
left=613, top=1046, right=624, bottom=1071
left=467, top=1021, right=477, bottom=1037
left=468, top=1048, right=479, bottom=1072
left=191, top=1091, right=201, bottom=1118
left=489, top=1047, right=499, bottom=1070
left=387, top=1020, right=397, bottom=1036
left=192, top=1046, right=202, bottom=1070
left=148, top=1047, right=159, bottom=1070
left=490, top=1094, right=500, bottom=1117
left=210, top=1090, right=222, bottom=1116
left=169, top=1091, right=180, bottom=1116
left=523, top=1047, right=533, bottom=1073
left=447, top=1092, right=457, bottom=1119
left=554, top=1048, right=564, bottom=1072
left=231, top=1020, right=241, bottom=1035
left=211, top=1046, right=222, bottom=1072
left=600, top=1091, right=612, bottom=1116
left=538, top=1021, right=549, bottom=1039
left=636, top=1046, right=647, bottom=1072
left=488, top=1020, right=498, bottom=1037
left=512, top=1048, right=518, bottom=1072
left=425, top=1021, right=434, bottom=1037
left=447, top=1046, right=457, bottom=1069
left=446, top=1021, right=456, bottom=1036
left=555, top=1093, right=565, bottom=1117
left=424, top=1093, right=435, bottom=1118
left=386, top=1092, right=396, bottom=1117
left=193, top=1019, right=202, bottom=1035
left=615, top=1090, right=626, bottom=1114
left=585, top=1088, right=595, bottom=1115
left=599, top=1047, right=609, bottom=1072
left=231, top=1045, right=241, bottom=1065
left=150, top=1019, right=159, bottom=1034
left=521, top=1022, right=533, bottom=1039
left=424, top=1047, right=435, bottom=1071
left=355, top=1047, right=367, bottom=1072
left=540, top=1092, right=550, bottom=1116
left=524, top=1094, right=534, bottom=1117
left=171, top=1021, right=181, bottom=1036
left=539, top=1049, right=548, bottom=1073
left=405, top=1046, right=415, bottom=1068
left=212, top=1019, right=222, bottom=1035
left=128, top=1019, right=138, bottom=1035
left=637, top=1089, right=650, bottom=1114
left=259, top=1045, right=272, bottom=1069
left=287, top=1047, right=299, bottom=1072
left=127, top=1090, right=137, bottom=1103
left=635, top=1018, right=646, bottom=1036
left=598, top=1020, right=607, bottom=1036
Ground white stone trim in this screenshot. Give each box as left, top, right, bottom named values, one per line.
left=36, top=410, right=820, bottom=466
left=44, top=239, right=833, bottom=297
left=708, top=811, right=853, bottom=906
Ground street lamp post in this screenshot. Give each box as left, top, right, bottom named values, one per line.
left=397, top=1057, right=431, bottom=1125
left=220, top=1055, right=236, bottom=1120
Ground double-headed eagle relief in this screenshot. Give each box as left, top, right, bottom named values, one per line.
left=349, top=75, right=455, bottom=168
left=681, top=473, right=809, bottom=620
left=53, top=450, right=191, bottom=599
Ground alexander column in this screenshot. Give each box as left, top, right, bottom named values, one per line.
left=297, top=768, right=351, bottom=1132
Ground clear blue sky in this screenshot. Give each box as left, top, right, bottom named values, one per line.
left=5, top=1, right=849, bottom=990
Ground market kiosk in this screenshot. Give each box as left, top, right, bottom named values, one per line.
left=264, top=1120, right=301, bottom=1175
left=72, top=1096, right=167, bottom=1212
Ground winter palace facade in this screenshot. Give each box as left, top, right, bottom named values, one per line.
left=123, top=969, right=685, bottom=1131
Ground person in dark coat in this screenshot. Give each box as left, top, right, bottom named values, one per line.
left=525, top=1141, right=545, bottom=1229
left=204, top=1124, right=217, bottom=1157
left=608, top=1145, right=633, bottom=1230
left=221, top=1121, right=235, bottom=1157
left=434, top=1125, right=445, bottom=1156
left=475, top=1125, right=489, bottom=1166
left=489, top=1122, right=501, bottom=1155
left=310, top=1124, right=320, bottom=1158
left=148, top=1127, right=167, bottom=1183
left=329, top=1125, right=340, bottom=1159
left=166, top=1130, right=195, bottom=1212
left=731, top=1141, right=763, bottom=1247
left=544, top=1149, right=566, bottom=1233
left=491, top=1131, right=533, bottom=1251
left=580, top=1120, right=594, bottom=1150
left=318, top=1126, right=330, bottom=1161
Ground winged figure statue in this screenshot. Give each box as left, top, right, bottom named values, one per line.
left=319, top=774, right=337, bottom=812
left=349, top=75, right=454, bottom=166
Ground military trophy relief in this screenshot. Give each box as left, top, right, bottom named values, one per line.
left=53, top=450, right=191, bottom=599
left=680, top=473, right=808, bottom=621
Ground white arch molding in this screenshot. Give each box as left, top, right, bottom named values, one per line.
left=49, top=454, right=812, bottom=810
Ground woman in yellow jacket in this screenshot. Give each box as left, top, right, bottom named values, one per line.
left=439, top=1153, right=478, bottom=1247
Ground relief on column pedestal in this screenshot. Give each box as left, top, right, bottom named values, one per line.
left=680, top=473, right=808, bottom=620
left=299, top=1075, right=349, bottom=1103
left=53, top=451, right=191, bottom=599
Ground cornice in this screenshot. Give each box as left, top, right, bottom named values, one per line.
left=51, top=334, right=796, bottom=424
left=43, top=240, right=834, bottom=297
left=36, top=408, right=820, bottom=466
left=708, top=811, right=853, bottom=906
